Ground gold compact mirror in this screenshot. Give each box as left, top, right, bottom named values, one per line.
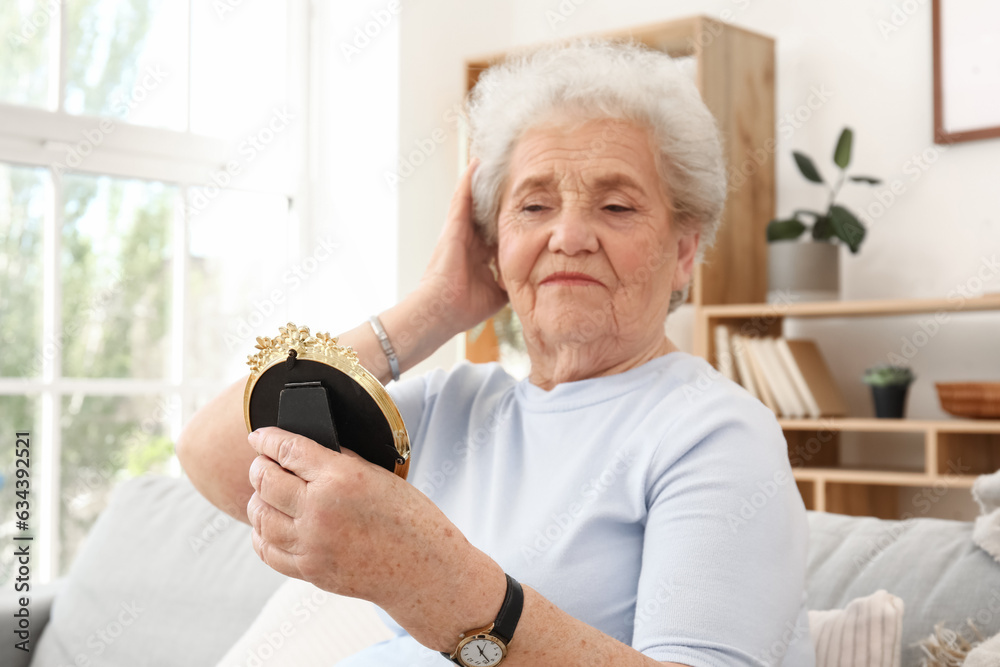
left=244, top=323, right=410, bottom=479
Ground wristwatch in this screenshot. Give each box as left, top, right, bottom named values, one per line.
left=442, top=573, right=524, bottom=666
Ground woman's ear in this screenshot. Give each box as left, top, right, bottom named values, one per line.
left=670, top=231, right=700, bottom=292
left=491, top=252, right=507, bottom=291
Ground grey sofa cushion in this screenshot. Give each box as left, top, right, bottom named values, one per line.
left=31, top=475, right=287, bottom=667
left=806, top=510, right=1000, bottom=667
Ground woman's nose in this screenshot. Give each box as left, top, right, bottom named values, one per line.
left=547, top=208, right=599, bottom=255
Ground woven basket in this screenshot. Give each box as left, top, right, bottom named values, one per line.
left=936, top=382, right=1000, bottom=419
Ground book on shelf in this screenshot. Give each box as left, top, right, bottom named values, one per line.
left=713, top=325, right=738, bottom=383
left=743, top=337, right=779, bottom=413
left=762, top=337, right=808, bottom=418
left=775, top=338, right=821, bottom=419
left=782, top=338, right=848, bottom=418
left=722, top=334, right=846, bottom=419
left=746, top=337, right=797, bottom=418
left=729, top=333, right=759, bottom=400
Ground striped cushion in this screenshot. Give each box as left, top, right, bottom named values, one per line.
left=809, top=590, right=904, bottom=667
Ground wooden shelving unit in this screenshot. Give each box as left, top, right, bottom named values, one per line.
left=697, top=296, right=1000, bottom=518
left=777, top=415, right=1000, bottom=518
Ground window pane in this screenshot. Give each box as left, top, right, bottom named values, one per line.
left=61, top=174, right=176, bottom=378
left=0, top=164, right=47, bottom=378
left=0, top=0, right=55, bottom=107
left=0, top=395, right=39, bottom=588
left=59, top=393, right=178, bottom=575
left=186, top=189, right=294, bottom=384
left=64, top=0, right=188, bottom=130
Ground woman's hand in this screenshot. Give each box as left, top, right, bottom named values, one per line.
left=413, top=158, right=508, bottom=335
left=246, top=427, right=506, bottom=652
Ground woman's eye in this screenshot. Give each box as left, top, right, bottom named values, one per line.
left=523, top=204, right=547, bottom=213
left=604, top=204, right=633, bottom=213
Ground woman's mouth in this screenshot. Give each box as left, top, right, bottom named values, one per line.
left=540, top=271, right=603, bottom=287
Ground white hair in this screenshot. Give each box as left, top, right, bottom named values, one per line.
left=466, top=39, right=727, bottom=313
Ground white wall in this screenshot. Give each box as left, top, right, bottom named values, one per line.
left=396, top=0, right=999, bottom=519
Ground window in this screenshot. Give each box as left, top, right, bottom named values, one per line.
left=0, top=0, right=309, bottom=582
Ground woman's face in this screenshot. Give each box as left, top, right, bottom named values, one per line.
left=495, top=118, right=698, bottom=356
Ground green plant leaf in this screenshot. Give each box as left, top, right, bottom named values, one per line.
left=793, top=152, right=824, bottom=184
left=862, top=364, right=915, bottom=386
left=811, top=215, right=834, bottom=240
left=829, top=204, right=866, bottom=253
left=849, top=175, right=882, bottom=185
left=792, top=209, right=824, bottom=219
left=766, top=217, right=807, bottom=242
left=834, top=127, right=853, bottom=169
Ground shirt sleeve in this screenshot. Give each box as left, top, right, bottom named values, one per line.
left=386, top=373, right=430, bottom=440
left=632, top=388, right=810, bottom=666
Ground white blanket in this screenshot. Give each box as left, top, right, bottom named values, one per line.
left=972, top=469, right=1000, bottom=564
left=965, top=630, right=1000, bottom=667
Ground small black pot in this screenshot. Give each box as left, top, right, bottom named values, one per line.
left=870, top=383, right=912, bottom=419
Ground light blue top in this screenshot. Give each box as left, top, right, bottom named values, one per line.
left=339, top=353, right=814, bottom=666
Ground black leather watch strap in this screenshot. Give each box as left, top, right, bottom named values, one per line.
left=441, top=573, right=524, bottom=664
left=491, top=574, right=523, bottom=645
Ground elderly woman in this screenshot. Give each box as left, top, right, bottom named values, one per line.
left=177, top=40, right=813, bottom=666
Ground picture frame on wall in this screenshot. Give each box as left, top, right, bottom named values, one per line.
left=933, top=0, right=1000, bottom=144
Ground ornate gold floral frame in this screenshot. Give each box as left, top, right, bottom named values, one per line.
left=243, top=323, right=410, bottom=479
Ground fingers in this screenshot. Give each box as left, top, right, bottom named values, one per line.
left=247, top=490, right=299, bottom=549
left=248, top=453, right=304, bottom=517
left=444, top=158, right=480, bottom=237
left=248, top=427, right=331, bottom=483
left=250, top=522, right=301, bottom=579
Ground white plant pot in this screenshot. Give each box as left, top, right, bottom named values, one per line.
left=767, top=241, right=840, bottom=303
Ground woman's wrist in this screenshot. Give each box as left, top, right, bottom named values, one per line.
left=378, top=286, right=465, bottom=367
left=407, top=547, right=508, bottom=653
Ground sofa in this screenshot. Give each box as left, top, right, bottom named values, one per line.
left=4, top=474, right=999, bottom=667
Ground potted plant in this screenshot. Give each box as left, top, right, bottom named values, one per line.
left=767, top=127, right=882, bottom=302
left=862, top=364, right=915, bottom=419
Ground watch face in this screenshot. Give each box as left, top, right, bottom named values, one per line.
left=458, top=637, right=505, bottom=666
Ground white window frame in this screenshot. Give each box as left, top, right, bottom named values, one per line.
left=0, top=0, right=313, bottom=582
